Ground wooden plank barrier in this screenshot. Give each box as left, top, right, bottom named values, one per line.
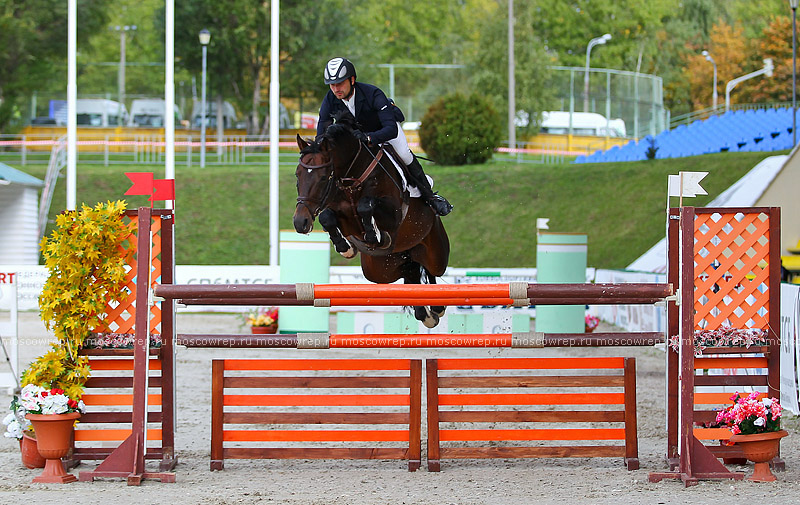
left=72, top=354, right=167, bottom=462
left=426, top=357, right=638, bottom=471
left=210, top=359, right=423, bottom=471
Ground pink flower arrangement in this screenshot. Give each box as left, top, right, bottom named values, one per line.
left=714, top=391, right=782, bottom=435
left=584, top=314, right=599, bottom=333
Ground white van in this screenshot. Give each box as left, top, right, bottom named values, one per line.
left=128, top=99, right=183, bottom=127
left=191, top=100, right=240, bottom=129
left=75, top=99, right=128, bottom=127
left=50, top=99, right=128, bottom=126
left=540, top=111, right=626, bottom=137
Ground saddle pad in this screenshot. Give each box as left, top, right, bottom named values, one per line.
left=382, top=148, right=431, bottom=199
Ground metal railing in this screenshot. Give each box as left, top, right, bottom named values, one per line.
left=668, top=101, right=796, bottom=130
left=0, top=132, right=576, bottom=167
left=0, top=133, right=305, bottom=167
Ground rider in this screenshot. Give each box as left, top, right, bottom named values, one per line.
left=316, top=57, right=453, bottom=216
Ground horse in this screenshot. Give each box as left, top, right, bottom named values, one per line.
left=293, top=116, right=450, bottom=328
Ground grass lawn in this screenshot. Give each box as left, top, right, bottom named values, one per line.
left=17, top=150, right=784, bottom=268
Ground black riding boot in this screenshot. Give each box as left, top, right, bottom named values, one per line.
left=406, top=157, right=453, bottom=216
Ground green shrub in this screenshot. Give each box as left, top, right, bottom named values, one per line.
left=419, top=93, right=502, bottom=165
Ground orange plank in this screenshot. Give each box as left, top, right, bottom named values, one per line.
left=694, top=427, right=732, bottom=440
left=87, top=359, right=162, bottom=371
left=82, top=394, right=162, bottom=406
left=436, top=357, right=625, bottom=370
left=694, top=391, right=765, bottom=405
left=438, top=393, right=624, bottom=406
left=330, top=334, right=513, bottom=348
left=223, top=430, right=409, bottom=442
left=314, top=283, right=512, bottom=298
left=224, top=394, right=409, bottom=407
left=74, top=428, right=162, bottom=442
left=694, top=357, right=768, bottom=370
left=222, top=359, right=411, bottom=371
left=440, top=428, right=624, bottom=441
left=328, top=298, right=515, bottom=306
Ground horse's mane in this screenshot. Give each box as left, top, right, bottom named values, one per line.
left=300, top=111, right=360, bottom=156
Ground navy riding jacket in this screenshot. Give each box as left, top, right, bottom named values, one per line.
left=316, top=82, right=404, bottom=144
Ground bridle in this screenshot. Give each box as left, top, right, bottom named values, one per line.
left=296, top=155, right=336, bottom=219
left=295, top=141, right=364, bottom=219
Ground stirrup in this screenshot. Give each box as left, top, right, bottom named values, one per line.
left=428, top=194, right=453, bottom=216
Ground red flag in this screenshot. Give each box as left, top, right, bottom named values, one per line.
left=124, top=172, right=154, bottom=196
left=150, top=179, right=175, bottom=202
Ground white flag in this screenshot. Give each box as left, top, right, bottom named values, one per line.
left=536, top=218, right=550, bottom=230
left=668, top=171, right=708, bottom=197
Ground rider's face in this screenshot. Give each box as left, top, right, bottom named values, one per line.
left=329, top=77, right=354, bottom=100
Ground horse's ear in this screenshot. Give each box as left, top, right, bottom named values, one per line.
left=296, top=134, right=309, bottom=150
left=320, top=136, right=332, bottom=152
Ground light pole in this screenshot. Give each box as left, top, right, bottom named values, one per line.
left=199, top=29, right=210, bottom=168
left=791, top=0, right=798, bottom=145
left=112, top=25, right=136, bottom=125
left=701, top=50, right=718, bottom=111
left=725, top=58, right=774, bottom=112
left=584, top=33, right=611, bottom=111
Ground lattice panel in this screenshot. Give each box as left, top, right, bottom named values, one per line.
left=693, top=211, right=770, bottom=330
left=95, top=212, right=163, bottom=334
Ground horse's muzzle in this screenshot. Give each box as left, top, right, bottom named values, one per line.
left=293, top=206, right=314, bottom=234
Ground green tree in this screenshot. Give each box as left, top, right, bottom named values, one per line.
left=172, top=0, right=351, bottom=134
left=0, top=0, right=112, bottom=131
left=464, top=1, right=556, bottom=136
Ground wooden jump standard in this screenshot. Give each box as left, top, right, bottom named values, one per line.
left=649, top=206, right=781, bottom=487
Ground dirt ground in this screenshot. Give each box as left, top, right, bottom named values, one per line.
left=2, top=311, right=800, bottom=505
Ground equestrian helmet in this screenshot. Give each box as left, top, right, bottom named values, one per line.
left=324, top=57, right=356, bottom=85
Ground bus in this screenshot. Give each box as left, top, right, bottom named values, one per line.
left=539, top=111, right=626, bottom=137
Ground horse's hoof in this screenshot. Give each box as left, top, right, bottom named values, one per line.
left=431, top=306, right=446, bottom=318
left=340, top=247, right=357, bottom=259
left=421, top=311, right=440, bottom=328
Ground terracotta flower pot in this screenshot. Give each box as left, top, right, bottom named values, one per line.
left=25, top=412, right=80, bottom=483
left=251, top=323, right=278, bottom=334
left=20, top=431, right=46, bottom=469
left=729, top=429, right=788, bottom=482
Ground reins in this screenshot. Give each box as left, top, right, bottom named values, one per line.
left=296, top=133, right=406, bottom=227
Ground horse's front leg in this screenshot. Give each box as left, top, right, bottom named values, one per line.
left=403, top=263, right=441, bottom=329
left=357, top=196, right=383, bottom=246
left=319, top=208, right=356, bottom=259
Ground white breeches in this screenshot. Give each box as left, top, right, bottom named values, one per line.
left=385, top=122, right=413, bottom=165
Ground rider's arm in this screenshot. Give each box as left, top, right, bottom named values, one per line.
left=365, top=87, right=398, bottom=145
left=316, top=94, right=334, bottom=140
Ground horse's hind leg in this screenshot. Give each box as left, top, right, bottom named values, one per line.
left=319, top=209, right=356, bottom=259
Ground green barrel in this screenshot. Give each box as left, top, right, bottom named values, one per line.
left=279, top=230, right=330, bottom=332
left=535, top=232, right=587, bottom=333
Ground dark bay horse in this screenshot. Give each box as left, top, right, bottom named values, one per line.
left=293, top=118, right=450, bottom=328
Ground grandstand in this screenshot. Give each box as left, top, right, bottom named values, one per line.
left=575, top=107, right=797, bottom=163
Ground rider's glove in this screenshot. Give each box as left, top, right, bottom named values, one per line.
left=352, top=129, right=369, bottom=143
